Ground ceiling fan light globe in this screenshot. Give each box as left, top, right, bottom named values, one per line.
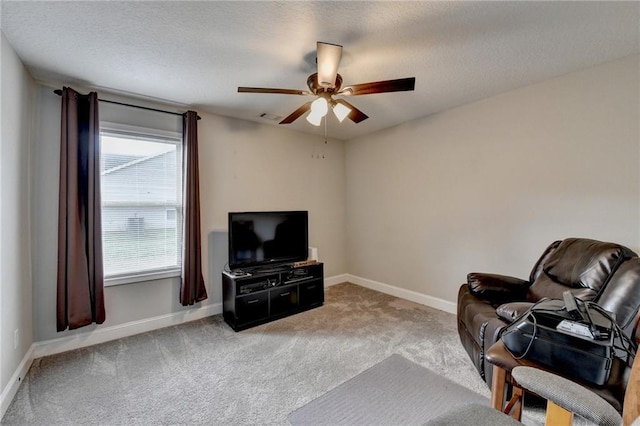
left=306, top=111, right=323, bottom=126
left=332, top=102, right=351, bottom=123
left=310, top=97, right=329, bottom=117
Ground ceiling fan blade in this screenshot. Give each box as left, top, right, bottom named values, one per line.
left=238, top=87, right=308, bottom=95
left=334, top=99, right=369, bottom=123
left=279, top=102, right=313, bottom=124
left=339, top=77, right=416, bottom=96
left=317, top=42, right=342, bottom=88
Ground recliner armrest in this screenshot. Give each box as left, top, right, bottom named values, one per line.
left=467, top=272, right=530, bottom=302
left=496, top=302, right=534, bottom=323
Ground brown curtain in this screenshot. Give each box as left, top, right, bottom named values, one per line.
left=180, top=111, right=208, bottom=305
left=57, top=87, right=105, bottom=331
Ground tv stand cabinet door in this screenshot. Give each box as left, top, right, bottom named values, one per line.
left=299, top=279, right=324, bottom=307
left=236, top=292, right=269, bottom=325
left=270, top=284, right=299, bottom=316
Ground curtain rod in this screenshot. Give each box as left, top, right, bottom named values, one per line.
left=53, top=89, right=201, bottom=120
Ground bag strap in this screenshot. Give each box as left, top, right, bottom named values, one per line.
left=502, top=298, right=553, bottom=360
left=586, top=301, right=637, bottom=366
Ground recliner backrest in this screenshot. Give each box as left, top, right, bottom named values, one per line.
left=527, top=238, right=636, bottom=302
left=528, top=240, right=561, bottom=283
left=597, top=257, right=640, bottom=336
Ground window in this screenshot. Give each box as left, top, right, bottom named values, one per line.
left=100, top=123, right=183, bottom=285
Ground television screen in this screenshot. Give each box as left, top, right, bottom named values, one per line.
left=228, top=211, right=308, bottom=270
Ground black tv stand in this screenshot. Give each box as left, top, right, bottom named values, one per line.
left=222, top=262, right=324, bottom=331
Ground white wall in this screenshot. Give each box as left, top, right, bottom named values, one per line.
left=0, top=32, right=35, bottom=395
left=197, top=113, right=347, bottom=277
left=31, top=87, right=347, bottom=342
left=345, top=54, right=640, bottom=304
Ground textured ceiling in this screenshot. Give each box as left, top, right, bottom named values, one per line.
left=1, top=1, right=639, bottom=141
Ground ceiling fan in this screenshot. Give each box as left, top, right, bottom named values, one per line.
left=238, top=42, right=416, bottom=126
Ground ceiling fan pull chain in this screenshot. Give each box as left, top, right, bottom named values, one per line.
left=323, top=116, right=328, bottom=159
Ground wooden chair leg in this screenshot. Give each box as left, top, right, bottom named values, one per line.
left=491, top=366, right=507, bottom=412
left=509, top=385, right=524, bottom=420
left=491, top=365, right=524, bottom=421
left=545, top=400, right=573, bottom=426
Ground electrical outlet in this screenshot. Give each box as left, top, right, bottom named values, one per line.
left=14, top=329, right=19, bottom=350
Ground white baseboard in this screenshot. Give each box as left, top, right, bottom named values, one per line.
left=1, top=343, right=35, bottom=419
left=33, top=302, right=222, bottom=359
left=346, top=274, right=457, bottom=314
left=325, top=274, right=348, bottom=287
left=2, top=302, right=222, bottom=418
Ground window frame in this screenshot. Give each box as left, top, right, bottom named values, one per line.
left=99, top=121, right=183, bottom=286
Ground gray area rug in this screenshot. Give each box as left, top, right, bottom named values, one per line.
left=288, top=353, right=489, bottom=425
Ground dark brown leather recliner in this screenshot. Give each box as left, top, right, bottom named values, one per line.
left=457, top=237, right=640, bottom=411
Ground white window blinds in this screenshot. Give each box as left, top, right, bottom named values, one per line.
left=100, top=127, right=183, bottom=283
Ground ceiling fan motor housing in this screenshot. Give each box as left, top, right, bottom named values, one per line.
left=307, top=73, right=343, bottom=95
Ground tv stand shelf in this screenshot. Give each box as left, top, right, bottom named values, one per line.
left=222, top=262, right=324, bottom=331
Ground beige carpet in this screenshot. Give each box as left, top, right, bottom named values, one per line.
left=2, top=283, right=490, bottom=425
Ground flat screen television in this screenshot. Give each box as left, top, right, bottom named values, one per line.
left=228, top=210, right=308, bottom=271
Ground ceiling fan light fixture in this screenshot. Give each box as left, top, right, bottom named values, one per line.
left=310, top=96, right=328, bottom=117
left=306, top=97, right=330, bottom=126
left=306, top=111, right=323, bottom=126
left=332, top=102, right=351, bottom=123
